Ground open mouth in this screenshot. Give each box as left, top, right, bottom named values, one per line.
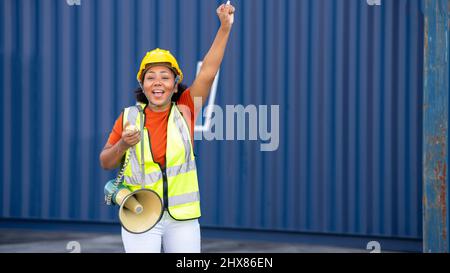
left=152, top=89, right=165, bottom=98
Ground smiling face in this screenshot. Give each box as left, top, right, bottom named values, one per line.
left=142, top=65, right=178, bottom=112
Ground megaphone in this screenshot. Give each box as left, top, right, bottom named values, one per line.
left=104, top=180, right=163, bottom=234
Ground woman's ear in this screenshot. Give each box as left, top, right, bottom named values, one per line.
left=173, top=75, right=180, bottom=93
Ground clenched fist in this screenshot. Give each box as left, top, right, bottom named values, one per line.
left=120, top=121, right=141, bottom=148
left=217, top=1, right=235, bottom=30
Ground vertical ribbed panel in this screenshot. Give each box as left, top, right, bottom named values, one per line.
left=1, top=0, right=423, bottom=240
left=195, top=0, right=424, bottom=239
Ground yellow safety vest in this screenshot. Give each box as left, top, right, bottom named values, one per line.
left=122, top=102, right=201, bottom=220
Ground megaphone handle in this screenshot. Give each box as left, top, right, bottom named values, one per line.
left=105, top=154, right=130, bottom=205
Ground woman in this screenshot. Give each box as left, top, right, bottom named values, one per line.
left=99, top=3, right=235, bottom=253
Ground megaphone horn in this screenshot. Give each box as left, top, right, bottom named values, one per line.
left=104, top=181, right=164, bottom=234
left=119, top=189, right=163, bottom=234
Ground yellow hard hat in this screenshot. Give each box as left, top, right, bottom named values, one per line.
left=136, top=48, right=183, bottom=84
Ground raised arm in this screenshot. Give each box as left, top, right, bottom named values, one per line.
left=190, top=2, right=235, bottom=108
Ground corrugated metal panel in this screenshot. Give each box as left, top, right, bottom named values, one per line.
left=196, top=0, right=424, bottom=239
left=1, top=0, right=424, bottom=240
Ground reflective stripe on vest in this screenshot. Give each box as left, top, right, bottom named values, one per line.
left=172, top=108, right=192, bottom=163
left=121, top=102, right=201, bottom=220
left=169, top=191, right=200, bottom=207
left=124, top=159, right=197, bottom=186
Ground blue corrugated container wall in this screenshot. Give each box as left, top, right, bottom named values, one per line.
left=1, top=0, right=424, bottom=243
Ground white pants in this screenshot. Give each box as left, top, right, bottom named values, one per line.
left=121, top=211, right=201, bottom=253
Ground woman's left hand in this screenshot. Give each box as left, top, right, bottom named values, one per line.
left=217, top=2, right=235, bottom=30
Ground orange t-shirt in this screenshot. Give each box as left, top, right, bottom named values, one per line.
left=107, top=89, right=196, bottom=167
